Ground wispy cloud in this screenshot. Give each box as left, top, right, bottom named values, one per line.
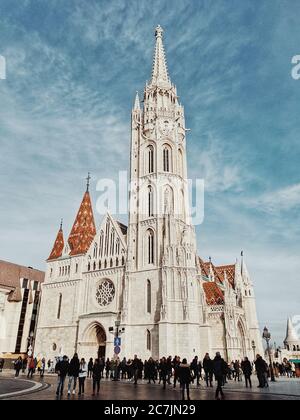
left=249, top=184, right=300, bottom=214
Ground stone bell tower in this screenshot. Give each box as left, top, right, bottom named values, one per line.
left=123, top=26, right=203, bottom=360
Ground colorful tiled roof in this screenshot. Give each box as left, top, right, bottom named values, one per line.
left=48, top=226, right=64, bottom=261
left=216, top=264, right=236, bottom=287
left=202, top=281, right=224, bottom=306
left=68, top=191, right=96, bottom=256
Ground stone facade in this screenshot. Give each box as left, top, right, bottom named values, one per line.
left=0, top=260, right=44, bottom=355
left=35, top=26, right=263, bottom=362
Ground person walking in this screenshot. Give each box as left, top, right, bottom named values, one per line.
left=0, top=358, right=4, bottom=373
left=255, top=355, right=267, bottom=388
left=203, top=353, right=213, bottom=387
left=213, top=352, right=227, bottom=400
left=92, top=358, right=102, bottom=396
left=173, top=356, right=181, bottom=388
left=234, top=360, right=241, bottom=382
left=68, top=353, right=80, bottom=396
left=147, top=357, right=156, bottom=384
left=105, top=357, right=111, bottom=379
left=27, top=357, right=35, bottom=379
left=87, top=358, right=93, bottom=379
left=178, top=359, right=192, bottom=401
left=55, top=356, right=70, bottom=397
left=241, top=357, right=252, bottom=388
left=132, top=355, right=140, bottom=385
left=159, top=357, right=168, bottom=390
left=14, top=357, right=22, bottom=377
left=191, top=356, right=200, bottom=386
left=78, top=358, right=88, bottom=395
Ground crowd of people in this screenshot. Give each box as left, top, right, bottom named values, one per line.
left=3, top=352, right=298, bottom=400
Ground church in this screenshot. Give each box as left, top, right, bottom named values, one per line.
left=35, top=26, right=263, bottom=362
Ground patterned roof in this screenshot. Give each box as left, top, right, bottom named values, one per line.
left=48, top=227, right=64, bottom=261
left=202, top=281, right=224, bottom=306
left=68, top=191, right=96, bottom=256
left=216, top=265, right=236, bottom=287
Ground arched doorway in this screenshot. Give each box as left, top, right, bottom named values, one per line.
left=237, top=321, right=247, bottom=360
left=95, top=324, right=106, bottom=358
left=83, top=322, right=107, bottom=359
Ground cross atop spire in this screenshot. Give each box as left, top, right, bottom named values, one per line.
left=151, top=25, right=171, bottom=88
left=86, top=172, right=91, bottom=192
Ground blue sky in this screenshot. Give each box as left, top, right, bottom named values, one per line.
left=0, top=0, right=299, bottom=344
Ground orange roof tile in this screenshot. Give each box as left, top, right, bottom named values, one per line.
left=216, top=264, right=236, bottom=287
left=48, top=226, right=64, bottom=261
left=203, top=281, right=224, bottom=306
left=68, top=191, right=96, bottom=256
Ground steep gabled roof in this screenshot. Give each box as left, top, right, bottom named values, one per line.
left=216, top=264, right=236, bottom=287
left=203, top=281, right=224, bottom=306
left=48, top=222, right=64, bottom=261
left=68, top=191, right=96, bottom=256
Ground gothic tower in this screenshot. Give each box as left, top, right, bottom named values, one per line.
left=123, top=26, right=203, bottom=360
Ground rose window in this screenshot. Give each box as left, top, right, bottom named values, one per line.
left=96, top=280, right=115, bottom=307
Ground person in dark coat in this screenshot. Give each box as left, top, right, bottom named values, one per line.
left=172, top=356, right=181, bottom=388
left=14, top=357, right=22, bottom=377
left=178, top=359, right=192, bottom=401
left=213, top=352, right=227, bottom=400
left=241, top=357, right=253, bottom=388
left=203, top=353, right=214, bottom=387
left=158, top=357, right=169, bottom=389
left=255, top=355, right=268, bottom=388
left=0, top=358, right=4, bottom=373
left=147, top=357, right=156, bottom=384
left=88, top=358, right=94, bottom=378
left=132, top=355, right=142, bottom=385
left=67, top=353, right=80, bottom=395
left=55, top=356, right=70, bottom=397
left=92, top=358, right=102, bottom=396
left=191, top=356, right=201, bottom=386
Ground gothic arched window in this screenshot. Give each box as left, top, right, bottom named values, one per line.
left=93, top=243, right=98, bottom=259
left=116, top=238, right=120, bottom=255
left=57, top=293, right=62, bottom=320
left=147, top=280, right=151, bottom=313
left=147, top=230, right=154, bottom=264
left=148, top=186, right=154, bottom=217
left=163, top=145, right=172, bottom=172
left=146, top=329, right=151, bottom=351
left=99, top=231, right=104, bottom=258
left=178, top=149, right=184, bottom=177
left=147, top=145, right=154, bottom=173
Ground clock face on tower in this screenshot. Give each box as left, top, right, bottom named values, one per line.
left=96, top=280, right=115, bottom=307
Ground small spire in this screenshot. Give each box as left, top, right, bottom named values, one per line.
left=241, top=250, right=244, bottom=257
left=209, top=256, right=212, bottom=263
left=133, top=91, right=140, bottom=110
left=60, top=218, right=63, bottom=231
left=86, top=172, right=91, bottom=192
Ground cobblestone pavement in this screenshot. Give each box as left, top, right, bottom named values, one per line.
left=1, top=373, right=299, bottom=400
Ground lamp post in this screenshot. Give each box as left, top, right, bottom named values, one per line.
left=262, top=326, right=276, bottom=382
left=251, top=340, right=256, bottom=362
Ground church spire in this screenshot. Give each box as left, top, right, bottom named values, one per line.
left=68, top=178, right=96, bottom=256
left=150, top=25, right=171, bottom=88
left=133, top=91, right=140, bottom=111
left=284, top=317, right=299, bottom=344
left=47, top=219, right=65, bottom=261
